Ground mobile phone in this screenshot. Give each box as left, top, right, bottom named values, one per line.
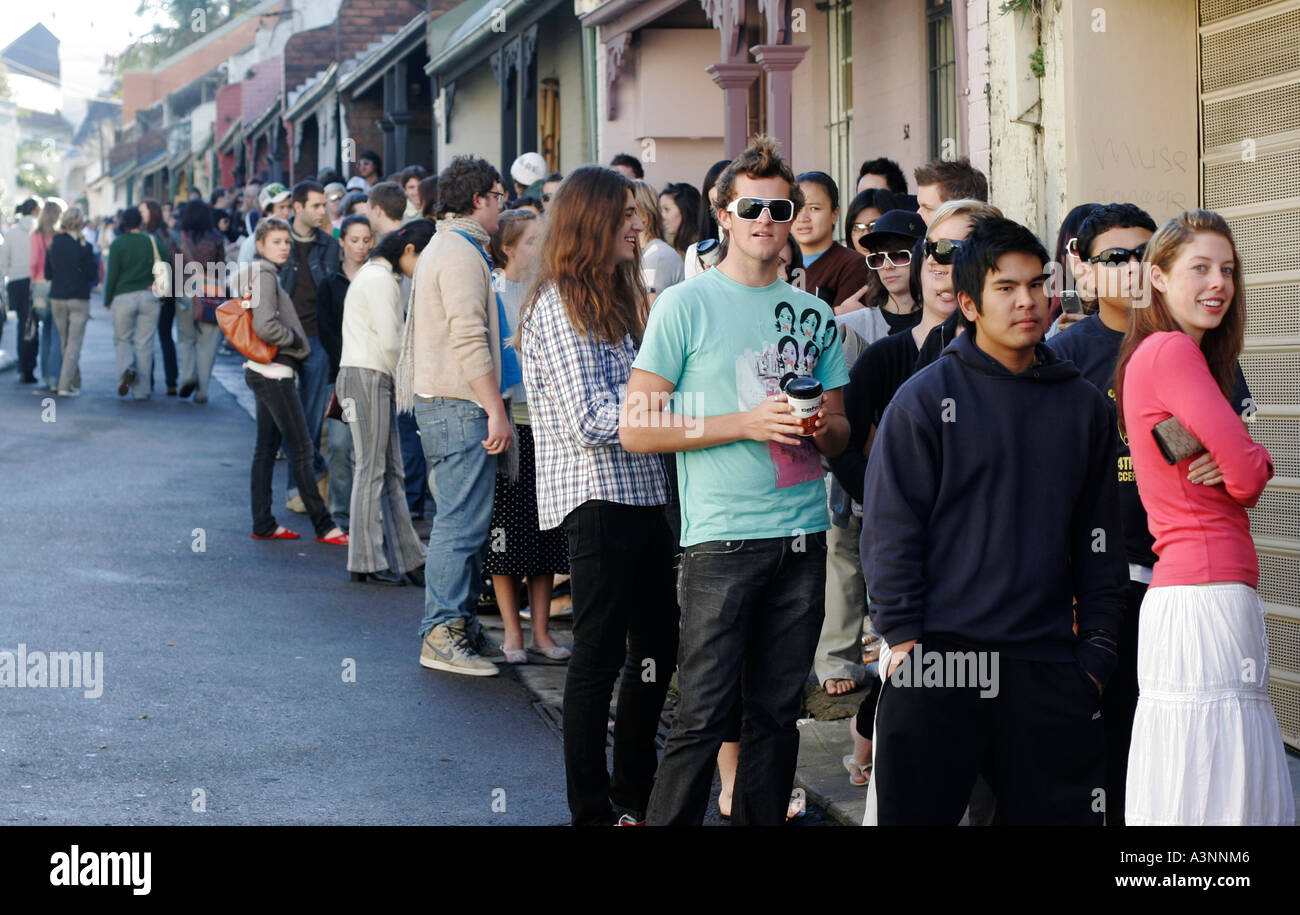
left=1060, top=290, right=1086, bottom=315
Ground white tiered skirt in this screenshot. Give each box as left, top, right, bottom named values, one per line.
left=1125, top=583, right=1296, bottom=826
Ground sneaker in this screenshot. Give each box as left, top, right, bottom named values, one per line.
left=285, top=494, right=307, bottom=514
left=615, top=814, right=645, bottom=826
left=118, top=368, right=136, bottom=396
left=470, top=625, right=507, bottom=664
left=419, top=622, right=499, bottom=677
left=57, top=388, right=80, bottom=397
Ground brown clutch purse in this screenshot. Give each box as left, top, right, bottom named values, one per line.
left=1152, top=416, right=1205, bottom=465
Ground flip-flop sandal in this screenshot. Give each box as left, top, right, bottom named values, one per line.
left=842, top=755, right=871, bottom=787
left=786, top=790, right=806, bottom=820
left=526, top=644, right=571, bottom=664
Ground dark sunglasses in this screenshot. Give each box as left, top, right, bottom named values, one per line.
left=923, top=238, right=962, bottom=264
left=1088, top=243, right=1147, bottom=266
left=865, top=249, right=913, bottom=270
left=726, top=196, right=795, bottom=223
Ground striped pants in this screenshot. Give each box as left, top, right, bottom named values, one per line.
left=336, top=366, right=427, bottom=575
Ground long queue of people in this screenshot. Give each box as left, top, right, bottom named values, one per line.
left=4, top=135, right=1292, bottom=829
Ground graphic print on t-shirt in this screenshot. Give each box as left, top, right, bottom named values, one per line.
left=735, top=301, right=836, bottom=488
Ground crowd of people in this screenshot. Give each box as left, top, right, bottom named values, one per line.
left=2, top=136, right=1293, bottom=829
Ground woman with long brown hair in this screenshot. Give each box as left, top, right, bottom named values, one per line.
left=517, top=166, right=677, bottom=826
left=1115, top=209, right=1293, bottom=826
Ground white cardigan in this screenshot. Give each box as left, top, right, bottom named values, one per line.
left=339, top=261, right=405, bottom=377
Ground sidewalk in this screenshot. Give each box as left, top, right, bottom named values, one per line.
left=483, top=602, right=852, bottom=825
left=494, top=604, right=1300, bottom=826
left=789, top=686, right=1300, bottom=827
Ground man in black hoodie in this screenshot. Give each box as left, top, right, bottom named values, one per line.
left=860, top=217, right=1126, bottom=825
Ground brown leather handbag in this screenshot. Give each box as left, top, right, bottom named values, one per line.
left=215, top=298, right=278, bottom=363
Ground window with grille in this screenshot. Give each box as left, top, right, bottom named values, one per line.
left=825, top=0, right=853, bottom=230
left=928, top=0, right=958, bottom=160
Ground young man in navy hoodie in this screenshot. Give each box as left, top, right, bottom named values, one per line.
left=861, top=217, right=1127, bottom=825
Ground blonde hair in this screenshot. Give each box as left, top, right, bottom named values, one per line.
left=59, top=206, right=86, bottom=235
left=254, top=216, right=290, bottom=245
left=631, top=179, right=664, bottom=241
left=927, top=198, right=1003, bottom=238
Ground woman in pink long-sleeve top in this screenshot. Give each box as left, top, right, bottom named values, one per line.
left=1116, top=210, right=1294, bottom=826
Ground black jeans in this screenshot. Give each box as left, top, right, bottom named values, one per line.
left=1103, top=580, right=1145, bottom=826
left=646, top=533, right=828, bottom=826
left=246, top=369, right=335, bottom=538
left=8, top=279, right=36, bottom=376
left=561, top=500, right=679, bottom=826
left=872, top=636, right=1105, bottom=825
left=156, top=298, right=178, bottom=388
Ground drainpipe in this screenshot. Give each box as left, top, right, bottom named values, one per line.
left=953, top=0, right=970, bottom=157
left=582, top=26, right=599, bottom=163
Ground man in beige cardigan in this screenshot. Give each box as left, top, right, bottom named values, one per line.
left=397, top=155, right=510, bottom=676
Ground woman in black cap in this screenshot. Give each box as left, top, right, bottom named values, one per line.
left=856, top=209, right=925, bottom=335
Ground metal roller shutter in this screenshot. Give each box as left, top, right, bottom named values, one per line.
left=1199, top=0, right=1300, bottom=750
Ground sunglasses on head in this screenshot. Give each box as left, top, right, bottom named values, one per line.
left=726, top=197, right=795, bottom=223
left=923, top=238, right=962, bottom=264
left=1088, top=243, right=1147, bottom=266
left=865, top=249, right=912, bottom=270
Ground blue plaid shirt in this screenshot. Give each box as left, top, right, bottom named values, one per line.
left=520, top=283, right=669, bottom=530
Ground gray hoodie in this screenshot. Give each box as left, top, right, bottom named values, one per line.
left=248, top=258, right=310, bottom=370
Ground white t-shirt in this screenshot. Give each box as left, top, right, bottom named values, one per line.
left=641, top=237, right=685, bottom=293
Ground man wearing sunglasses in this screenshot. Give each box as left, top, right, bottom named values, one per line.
left=541, top=172, right=563, bottom=211
left=622, top=137, right=850, bottom=825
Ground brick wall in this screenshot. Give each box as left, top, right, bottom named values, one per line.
left=121, top=8, right=283, bottom=124
left=341, top=91, right=386, bottom=173
left=284, top=25, right=338, bottom=97
left=241, top=55, right=284, bottom=124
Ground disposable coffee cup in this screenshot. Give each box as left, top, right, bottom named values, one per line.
left=783, top=376, right=823, bottom=436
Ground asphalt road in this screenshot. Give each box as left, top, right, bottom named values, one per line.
left=0, top=298, right=569, bottom=825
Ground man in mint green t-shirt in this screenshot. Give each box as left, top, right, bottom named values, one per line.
left=621, top=138, right=850, bottom=825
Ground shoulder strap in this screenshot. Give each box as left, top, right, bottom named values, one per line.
left=451, top=229, right=493, bottom=269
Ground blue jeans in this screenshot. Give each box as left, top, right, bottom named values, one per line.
left=286, top=335, right=329, bottom=496
left=326, top=406, right=353, bottom=532
left=646, top=533, right=828, bottom=826
left=414, top=398, right=496, bottom=636
left=39, top=304, right=62, bottom=387
left=398, top=410, right=428, bottom=517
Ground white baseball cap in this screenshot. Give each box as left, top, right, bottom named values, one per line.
left=510, top=152, right=548, bottom=188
